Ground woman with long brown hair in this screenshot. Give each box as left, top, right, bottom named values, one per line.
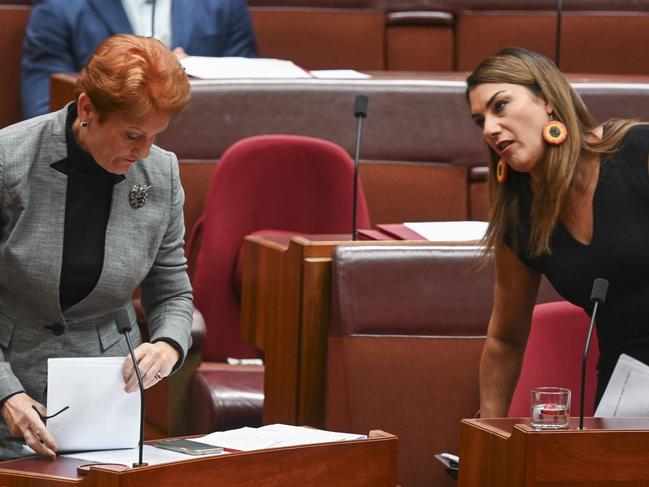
left=467, top=47, right=649, bottom=418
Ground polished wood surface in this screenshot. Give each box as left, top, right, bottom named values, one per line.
left=0, top=431, right=397, bottom=486
left=459, top=418, right=649, bottom=486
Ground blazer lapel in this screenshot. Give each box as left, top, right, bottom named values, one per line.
left=88, top=0, right=134, bottom=34
left=40, top=110, right=70, bottom=318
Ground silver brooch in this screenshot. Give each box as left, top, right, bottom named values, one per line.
left=129, top=184, right=151, bottom=209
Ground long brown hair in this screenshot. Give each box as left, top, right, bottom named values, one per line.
left=467, top=48, right=645, bottom=257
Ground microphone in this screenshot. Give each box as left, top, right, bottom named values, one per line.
left=555, top=0, right=563, bottom=68
left=114, top=309, right=148, bottom=467
left=352, top=95, right=368, bottom=241
left=579, top=278, right=608, bottom=430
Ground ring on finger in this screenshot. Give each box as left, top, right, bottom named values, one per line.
left=155, top=372, right=163, bottom=381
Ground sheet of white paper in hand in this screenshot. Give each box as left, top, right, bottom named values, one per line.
left=403, top=221, right=488, bottom=242
left=47, top=357, right=139, bottom=452
left=180, top=56, right=311, bottom=79
left=197, top=424, right=366, bottom=451
left=595, top=354, right=649, bottom=417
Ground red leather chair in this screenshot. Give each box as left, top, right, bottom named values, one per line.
left=187, top=134, right=370, bottom=433
left=508, top=301, right=599, bottom=417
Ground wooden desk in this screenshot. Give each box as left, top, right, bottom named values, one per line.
left=0, top=430, right=397, bottom=486
left=241, top=234, right=450, bottom=427
left=459, top=417, right=649, bottom=485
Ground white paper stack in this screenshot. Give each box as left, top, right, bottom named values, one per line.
left=197, top=423, right=366, bottom=451
left=595, top=354, right=649, bottom=417
left=47, top=357, right=139, bottom=452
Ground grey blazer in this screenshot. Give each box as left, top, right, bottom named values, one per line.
left=0, top=107, right=193, bottom=457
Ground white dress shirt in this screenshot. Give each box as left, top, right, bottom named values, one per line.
left=121, top=0, right=173, bottom=48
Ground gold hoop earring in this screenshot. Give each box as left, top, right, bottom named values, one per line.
left=543, top=120, right=567, bottom=145
left=496, top=159, right=508, bottom=184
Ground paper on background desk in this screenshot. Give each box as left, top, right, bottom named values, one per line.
left=404, top=221, right=488, bottom=241
left=47, top=357, right=139, bottom=452
left=180, top=56, right=311, bottom=79
left=310, top=69, right=371, bottom=79
left=595, top=354, right=649, bottom=417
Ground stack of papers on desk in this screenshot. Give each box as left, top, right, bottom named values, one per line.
left=180, top=56, right=311, bottom=79
left=47, top=357, right=139, bottom=452
left=63, top=424, right=365, bottom=466
left=595, top=354, right=649, bottom=417
left=198, top=424, right=366, bottom=451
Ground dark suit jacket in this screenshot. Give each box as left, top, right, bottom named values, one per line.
left=21, top=0, right=258, bottom=118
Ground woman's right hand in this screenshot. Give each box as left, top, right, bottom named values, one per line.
left=1, top=393, right=58, bottom=458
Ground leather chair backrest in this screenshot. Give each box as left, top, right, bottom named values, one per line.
left=192, top=134, right=370, bottom=362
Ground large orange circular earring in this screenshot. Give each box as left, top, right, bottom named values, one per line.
left=543, top=120, right=568, bottom=145
left=496, top=159, right=508, bottom=184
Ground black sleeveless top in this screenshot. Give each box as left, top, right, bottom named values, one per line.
left=511, top=125, right=649, bottom=405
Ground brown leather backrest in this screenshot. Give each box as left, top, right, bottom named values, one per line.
left=330, top=245, right=493, bottom=336
left=159, top=77, right=649, bottom=163
left=0, top=5, right=30, bottom=129
left=166, top=77, right=649, bottom=227
left=457, top=8, right=649, bottom=73
left=250, top=8, right=386, bottom=70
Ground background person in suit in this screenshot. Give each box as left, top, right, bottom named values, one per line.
left=467, top=48, right=649, bottom=419
left=0, top=34, right=193, bottom=459
left=21, top=0, right=258, bottom=118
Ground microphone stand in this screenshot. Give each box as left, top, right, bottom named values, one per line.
left=352, top=95, right=368, bottom=241
left=115, top=310, right=148, bottom=467
left=579, top=278, right=608, bottom=430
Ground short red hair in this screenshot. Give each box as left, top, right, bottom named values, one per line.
left=76, top=34, right=191, bottom=120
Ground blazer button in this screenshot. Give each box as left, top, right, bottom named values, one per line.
left=45, top=323, right=65, bottom=336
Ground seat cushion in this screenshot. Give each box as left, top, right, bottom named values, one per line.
left=189, top=362, right=264, bottom=434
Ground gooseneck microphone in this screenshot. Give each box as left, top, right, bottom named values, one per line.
left=352, top=95, right=368, bottom=241
left=114, top=309, right=148, bottom=467
left=579, top=278, right=609, bottom=430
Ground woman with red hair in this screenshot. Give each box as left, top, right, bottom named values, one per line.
left=0, top=35, right=193, bottom=458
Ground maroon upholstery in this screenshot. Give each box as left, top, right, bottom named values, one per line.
left=508, top=300, right=599, bottom=418
left=189, top=363, right=265, bottom=434
left=190, top=134, right=370, bottom=362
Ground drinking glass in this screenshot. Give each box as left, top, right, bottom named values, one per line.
left=530, top=387, right=571, bottom=430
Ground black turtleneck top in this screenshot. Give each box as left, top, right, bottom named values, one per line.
left=51, top=104, right=125, bottom=311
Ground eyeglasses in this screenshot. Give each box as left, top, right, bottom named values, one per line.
left=32, top=405, right=69, bottom=425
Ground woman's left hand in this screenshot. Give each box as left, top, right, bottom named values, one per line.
left=121, top=341, right=180, bottom=392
